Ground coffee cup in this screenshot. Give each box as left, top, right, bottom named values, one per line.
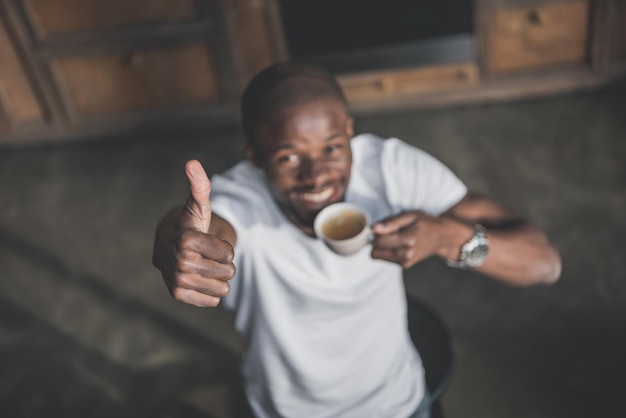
left=314, top=202, right=372, bottom=256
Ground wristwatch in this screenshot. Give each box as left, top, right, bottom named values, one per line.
left=446, top=224, right=489, bottom=269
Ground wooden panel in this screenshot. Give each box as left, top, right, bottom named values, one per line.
left=485, top=0, right=589, bottom=73
left=217, top=0, right=288, bottom=89
left=346, top=66, right=601, bottom=115
left=339, top=63, right=479, bottom=104
left=0, top=18, right=44, bottom=127
left=24, top=0, right=199, bottom=36
left=51, top=44, right=220, bottom=118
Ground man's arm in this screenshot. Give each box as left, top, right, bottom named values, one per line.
left=441, top=192, right=561, bottom=285
left=371, top=192, right=561, bottom=286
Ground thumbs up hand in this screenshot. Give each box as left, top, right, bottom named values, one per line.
left=152, top=160, right=236, bottom=307
left=182, top=160, right=213, bottom=233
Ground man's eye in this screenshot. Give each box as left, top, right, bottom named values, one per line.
left=324, top=144, right=341, bottom=154
left=277, top=154, right=298, bottom=164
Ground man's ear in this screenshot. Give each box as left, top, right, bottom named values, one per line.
left=244, top=140, right=263, bottom=168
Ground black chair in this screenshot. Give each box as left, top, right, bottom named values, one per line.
left=407, top=298, right=455, bottom=418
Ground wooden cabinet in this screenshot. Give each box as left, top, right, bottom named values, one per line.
left=339, top=0, right=623, bottom=113
left=0, top=0, right=623, bottom=144
left=21, top=0, right=233, bottom=130
left=50, top=44, right=221, bottom=122
left=0, top=0, right=285, bottom=143
left=0, top=15, right=46, bottom=133
left=340, top=63, right=479, bottom=104
left=23, top=0, right=201, bottom=35
left=479, top=0, right=589, bottom=73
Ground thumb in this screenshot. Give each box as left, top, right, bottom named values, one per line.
left=183, top=159, right=212, bottom=233
left=372, top=212, right=417, bottom=235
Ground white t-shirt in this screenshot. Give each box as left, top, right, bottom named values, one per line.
left=210, top=134, right=467, bottom=418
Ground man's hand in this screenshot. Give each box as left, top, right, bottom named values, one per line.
left=371, top=211, right=468, bottom=269
left=152, top=160, right=236, bottom=307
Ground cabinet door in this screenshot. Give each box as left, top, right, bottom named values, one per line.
left=481, top=0, right=589, bottom=73
left=217, top=0, right=287, bottom=87
left=0, top=17, right=45, bottom=132
left=23, top=0, right=202, bottom=37
left=50, top=44, right=221, bottom=123
left=339, top=63, right=479, bottom=108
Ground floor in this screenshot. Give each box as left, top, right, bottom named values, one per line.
left=1, top=79, right=625, bottom=418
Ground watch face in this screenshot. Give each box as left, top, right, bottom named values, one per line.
left=461, top=226, right=489, bottom=267
left=465, top=242, right=489, bottom=267
left=451, top=224, right=489, bottom=269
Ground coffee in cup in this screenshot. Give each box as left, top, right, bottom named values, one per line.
left=314, top=202, right=371, bottom=256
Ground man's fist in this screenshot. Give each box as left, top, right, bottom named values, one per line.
left=152, top=160, right=236, bottom=307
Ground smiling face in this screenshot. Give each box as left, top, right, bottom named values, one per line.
left=249, top=98, right=354, bottom=235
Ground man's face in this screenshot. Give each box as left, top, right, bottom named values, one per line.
left=251, top=99, right=354, bottom=234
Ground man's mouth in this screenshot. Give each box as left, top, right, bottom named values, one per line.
left=300, top=187, right=335, bottom=203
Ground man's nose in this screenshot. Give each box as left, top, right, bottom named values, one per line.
left=298, top=157, right=329, bottom=186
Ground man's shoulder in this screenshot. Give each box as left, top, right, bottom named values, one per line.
left=351, top=132, right=384, bottom=150
left=211, top=160, right=270, bottom=204
left=213, top=160, right=263, bottom=187
left=351, top=133, right=429, bottom=168
left=351, top=133, right=421, bottom=153
left=351, top=133, right=386, bottom=166
left=210, top=161, right=278, bottom=231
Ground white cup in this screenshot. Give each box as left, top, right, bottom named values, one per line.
left=314, top=202, right=372, bottom=256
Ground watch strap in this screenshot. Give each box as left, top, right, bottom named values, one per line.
left=446, top=224, right=489, bottom=269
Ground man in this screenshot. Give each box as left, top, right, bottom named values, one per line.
left=152, top=62, right=561, bottom=418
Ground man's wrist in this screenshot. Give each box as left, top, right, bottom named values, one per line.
left=437, top=218, right=475, bottom=261
left=446, top=224, right=490, bottom=269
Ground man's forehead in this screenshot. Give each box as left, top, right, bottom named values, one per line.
left=270, top=97, right=348, bottom=123
left=264, top=98, right=347, bottom=129
left=255, top=100, right=350, bottom=150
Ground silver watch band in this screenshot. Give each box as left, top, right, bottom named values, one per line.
left=446, top=224, right=489, bottom=269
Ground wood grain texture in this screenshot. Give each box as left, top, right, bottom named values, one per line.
left=217, top=0, right=287, bottom=90
left=25, top=0, right=198, bottom=36
left=51, top=44, right=220, bottom=118
left=0, top=18, right=44, bottom=127
left=339, top=63, right=479, bottom=104
left=345, top=66, right=602, bottom=114
left=485, top=0, right=589, bottom=73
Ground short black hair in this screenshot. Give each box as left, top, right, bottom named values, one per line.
left=241, top=62, right=348, bottom=146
